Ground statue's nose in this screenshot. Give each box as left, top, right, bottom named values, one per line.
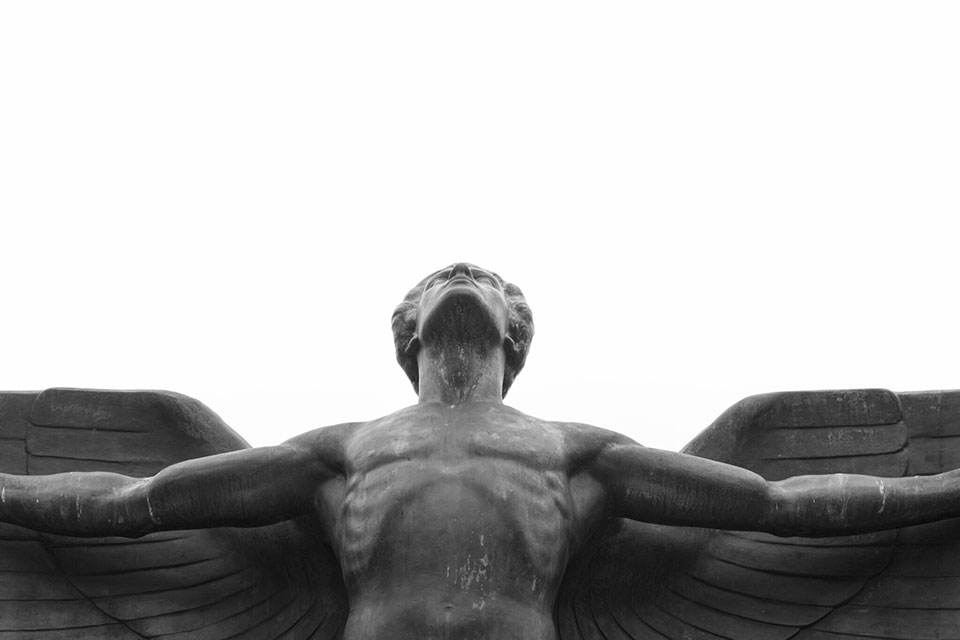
left=450, top=263, right=473, bottom=278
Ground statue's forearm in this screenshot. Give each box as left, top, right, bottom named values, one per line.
left=0, top=471, right=154, bottom=538
left=764, top=470, right=960, bottom=537
left=0, top=446, right=329, bottom=538
left=599, top=444, right=960, bottom=537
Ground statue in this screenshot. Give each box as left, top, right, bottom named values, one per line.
left=1, top=262, right=960, bottom=639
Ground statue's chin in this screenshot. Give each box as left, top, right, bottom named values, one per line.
left=420, top=291, right=502, bottom=350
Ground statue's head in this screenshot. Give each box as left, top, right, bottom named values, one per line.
left=392, top=263, right=534, bottom=397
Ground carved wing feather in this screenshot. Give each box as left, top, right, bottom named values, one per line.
left=0, top=389, right=346, bottom=640
left=557, top=389, right=960, bottom=640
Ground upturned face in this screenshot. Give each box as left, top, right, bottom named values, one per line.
left=416, top=263, right=510, bottom=347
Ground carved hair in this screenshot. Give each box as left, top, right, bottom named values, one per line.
left=391, top=267, right=534, bottom=397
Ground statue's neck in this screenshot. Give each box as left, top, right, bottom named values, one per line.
left=416, top=341, right=505, bottom=405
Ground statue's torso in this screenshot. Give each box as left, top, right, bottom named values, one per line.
left=315, top=402, right=610, bottom=640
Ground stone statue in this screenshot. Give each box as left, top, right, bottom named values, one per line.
left=1, top=262, right=960, bottom=639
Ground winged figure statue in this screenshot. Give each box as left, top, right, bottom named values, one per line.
left=2, top=263, right=960, bottom=639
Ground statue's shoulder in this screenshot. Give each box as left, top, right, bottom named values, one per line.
left=282, top=420, right=362, bottom=458
left=536, top=418, right=638, bottom=466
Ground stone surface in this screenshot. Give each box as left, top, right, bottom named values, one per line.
left=2, top=264, right=960, bottom=639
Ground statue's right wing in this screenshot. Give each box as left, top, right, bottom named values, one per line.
left=0, top=388, right=347, bottom=640
left=556, top=389, right=960, bottom=640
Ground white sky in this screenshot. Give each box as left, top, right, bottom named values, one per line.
left=1, top=3, right=957, bottom=451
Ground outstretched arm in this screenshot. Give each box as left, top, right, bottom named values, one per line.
left=591, top=443, right=960, bottom=537
left=0, top=439, right=335, bottom=538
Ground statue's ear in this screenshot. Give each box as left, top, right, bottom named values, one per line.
left=404, top=335, right=420, bottom=356
left=504, top=335, right=519, bottom=355
left=403, top=335, right=422, bottom=393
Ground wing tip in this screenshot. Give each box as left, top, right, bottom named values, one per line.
left=29, top=387, right=249, bottom=450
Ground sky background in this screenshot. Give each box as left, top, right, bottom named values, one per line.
left=1, top=3, right=957, bottom=451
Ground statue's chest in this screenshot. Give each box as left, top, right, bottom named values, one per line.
left=344, top=411, right=566, bottom=471
left=335, top=413, right=573, bottom=588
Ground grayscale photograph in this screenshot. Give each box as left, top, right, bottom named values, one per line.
left=1, top=3, right=958, bottom=639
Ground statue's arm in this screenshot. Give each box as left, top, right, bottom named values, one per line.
left=0, top=441, right=334, bottom=538
left=592, top=443, right=960, bottom=536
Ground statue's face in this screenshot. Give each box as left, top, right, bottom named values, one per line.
left=416, top=263, right=509, bottom=346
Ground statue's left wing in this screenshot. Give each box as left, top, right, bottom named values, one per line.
left=0, top=388, right=347, bottom=640
left=556, top=388, right=960, bottom=640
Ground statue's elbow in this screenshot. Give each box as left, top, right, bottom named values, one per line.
left=108, top=479, right=159, bottom=538
left=760, top=484, right=805, bottom=537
